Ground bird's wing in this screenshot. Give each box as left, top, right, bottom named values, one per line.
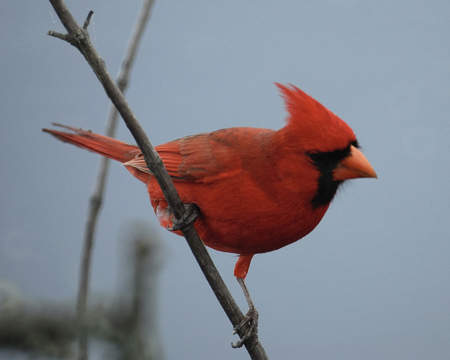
left=139, top=127, right=275, bottom=234
left=126, top=128, right=271, bottom=184
left=156, top=131, right=241, bottom=183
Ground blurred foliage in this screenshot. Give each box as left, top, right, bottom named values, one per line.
left=0, top=222, right=163, bottom=360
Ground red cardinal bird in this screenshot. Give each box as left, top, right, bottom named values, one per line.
left=43, top=84, right=376, bottom=346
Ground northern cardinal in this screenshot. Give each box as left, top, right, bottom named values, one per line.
left=43, top=84, right=376, bottom=346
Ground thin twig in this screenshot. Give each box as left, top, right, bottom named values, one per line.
left=48, top=30, right=70, bottom=42
left=74, top=1, right=156, bottom=360
left=47, top=1, right=268, bottom=358
left=123, top=222, right=163, bottom=360
left=82, top=11, right=94, bottom=30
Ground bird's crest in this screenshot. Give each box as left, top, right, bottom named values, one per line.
left=275, top=83, right=356, bottom=151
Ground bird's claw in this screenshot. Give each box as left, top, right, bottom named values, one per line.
left=231, top=307, right=259, bottom=348
left=168, top=203, right=199, bottom=231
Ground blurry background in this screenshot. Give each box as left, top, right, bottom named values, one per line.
left=1, top=0, right=449, bottom=359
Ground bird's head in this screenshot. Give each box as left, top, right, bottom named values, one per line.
left=276, top=83, right=377, bottom=207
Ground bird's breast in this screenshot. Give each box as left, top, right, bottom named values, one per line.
left=180, top=170, right=329, bottom=254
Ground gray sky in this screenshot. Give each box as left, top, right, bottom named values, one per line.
left=1, top=0, right=449, bottom=359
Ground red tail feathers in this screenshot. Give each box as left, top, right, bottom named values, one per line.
left=42, top=123, right=140, bottom=163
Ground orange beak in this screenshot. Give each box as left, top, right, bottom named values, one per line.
left=333, top=145, right=377, bottom=181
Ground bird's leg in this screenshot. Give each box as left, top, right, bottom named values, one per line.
left=231, top=277, right=259, bottom=348
left=168, top=203, right=200, bottom=231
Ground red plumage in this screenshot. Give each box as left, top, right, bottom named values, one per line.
left=43, top=84, right=376, bottom=279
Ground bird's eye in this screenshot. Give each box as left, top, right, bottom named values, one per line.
left=308, top=145, right=351, bottom=168
left=307, top=138, right=361, bottom=172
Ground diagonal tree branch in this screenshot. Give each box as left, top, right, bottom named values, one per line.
left=75, top=1, right=156, bottom=360
left=47, top=1, right=268, bottom=359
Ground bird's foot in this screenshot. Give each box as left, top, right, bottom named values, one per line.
left=168, top=203, right=199, bottom=231
left=231, top=307, right=259, bottom=348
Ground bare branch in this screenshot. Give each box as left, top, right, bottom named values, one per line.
left=47, top=30, right=71, bottom=42
left=74, top=1, right=156, bottom=360
left=82, top=10, right=94, bottom=30
left=47, top=0, right=268, bottom=358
